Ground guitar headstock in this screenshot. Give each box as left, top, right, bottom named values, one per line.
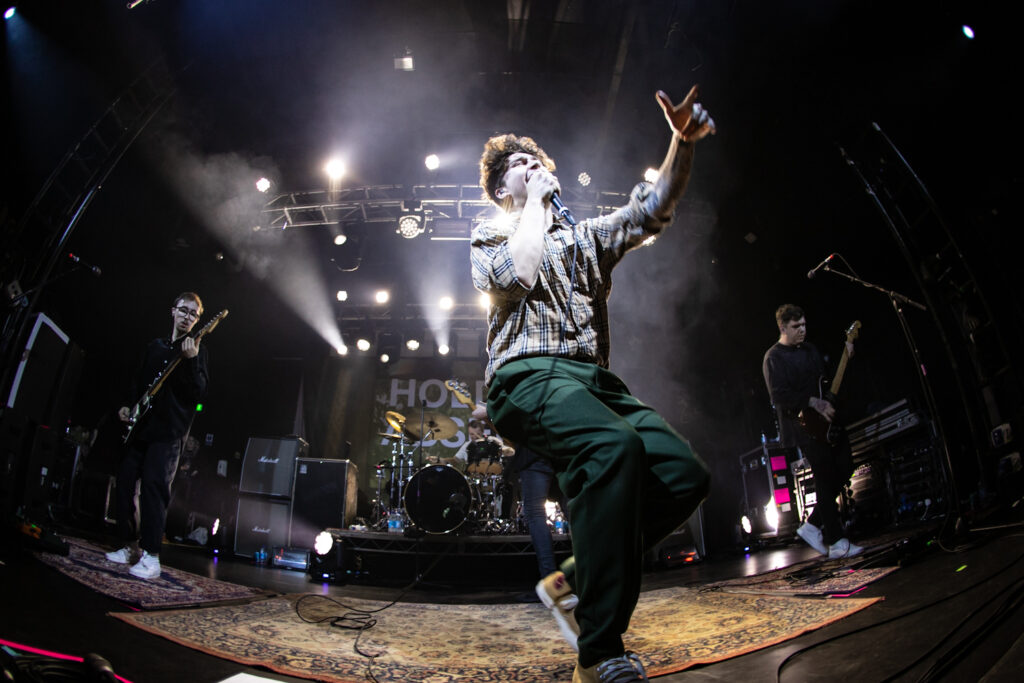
left=196, top=309, right=229, bottom=338
left=445, top=379, right=476, bottom=408
left=845, top=320, right=861, bottom=343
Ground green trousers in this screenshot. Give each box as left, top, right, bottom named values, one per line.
left=488, top=357, right=710, bottom=667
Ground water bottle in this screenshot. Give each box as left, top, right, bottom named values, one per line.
left=387, top=511, right=404, bottom=534
left=554, top=513, right=566, bottom=535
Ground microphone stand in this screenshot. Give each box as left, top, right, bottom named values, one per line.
left=818, top=264, right=965, bottom=534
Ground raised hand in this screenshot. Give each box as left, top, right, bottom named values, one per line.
left=656, top=86, right=716, bottom=142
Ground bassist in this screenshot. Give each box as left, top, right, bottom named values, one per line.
left=762, top=304, right=862, bottom=559
left=105, top=292, right=209, bottom=579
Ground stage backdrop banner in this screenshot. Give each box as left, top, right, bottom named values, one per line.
left=367, top=377, right=485, bottom=467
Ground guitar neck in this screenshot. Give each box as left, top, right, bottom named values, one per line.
left=830, top=349, right=850, bottom=396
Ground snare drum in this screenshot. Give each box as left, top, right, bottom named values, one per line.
left=404, top=465, right=474, bottom=534
left=466, top=439, right=502, bottom=475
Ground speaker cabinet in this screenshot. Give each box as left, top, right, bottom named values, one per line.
left=234, top=494, right=291, bottom=557
left=239, top=436, right=307, bottom=496
left=290, top=459, right=358, bottom=551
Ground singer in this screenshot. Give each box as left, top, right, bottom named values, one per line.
left=104, top=292, right=209, bottom=580
left=471, top=86, right=713, bottom=682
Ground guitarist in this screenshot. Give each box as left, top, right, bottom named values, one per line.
left=105, top=292, right=210, bottom=579
left=762, top=304, right=862, bottom=559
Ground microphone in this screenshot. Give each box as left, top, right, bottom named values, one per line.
left=67, top=252, right=102, bottom=276
left=806, top=253, right=835, bottom=279
left=550, top=192, right=577, bottom=226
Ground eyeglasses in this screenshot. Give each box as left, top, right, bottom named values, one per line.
left=174, top=306, right=200, bottom=320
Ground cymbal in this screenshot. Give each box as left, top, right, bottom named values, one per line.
left=377, top=432, right=407, bottom=441
left=385, top=410, right=407, bottom=432
left=403, top=411, right=459, bottom=441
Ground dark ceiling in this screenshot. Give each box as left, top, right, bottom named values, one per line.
left=1, top=0, right=1019, bottom=454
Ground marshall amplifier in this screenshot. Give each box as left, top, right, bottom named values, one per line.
left=239, top=436, right=308, bottom=497
left=234, top=494, right=291, bottom=557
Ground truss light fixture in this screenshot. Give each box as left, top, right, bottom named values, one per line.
left=374, top=290, right=390, bottom=304
left=438, top=296, right=454, bottom=311
left=397, top=214, right=424, bottom=239
left=255, top=177, right=271, bottom=193
left=577, top=171, right=591, bottom=187
left=356, top=338, right=371, bottom=352
left=406, top=338, right=420, bottom=351
left=333, top=232, right=347, bottom=246
left=324, top=158, right=346, bottom=181
left=438, top=343, right=450, bottom=356
left=336, top=290, right=348, bottom=302
left=425, top=154, right=440, bottom=171
left=4, top=7, right=15, bottom=19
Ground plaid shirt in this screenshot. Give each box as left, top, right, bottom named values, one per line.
left=471, top=182, right=674, bottom=386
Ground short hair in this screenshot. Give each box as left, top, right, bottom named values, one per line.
left=175, top=291, right=204, bottom=316
left=468, top=419, right=484, bottom=430
left=775, top=304, right=804, bottom=327
left=478, top=133, right=556, bottom=207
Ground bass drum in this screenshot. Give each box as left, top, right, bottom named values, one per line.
left=404, top=464, right=473, bottom=534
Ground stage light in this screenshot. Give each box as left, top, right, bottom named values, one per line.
left=439, top=296, right=454, bottom=310
left=335, top=344, right=348, bottom=356
left=397, top=214, right=424, bottom=239
left=255, top=177, right=271, bottom=193
left=314, top=530, right=334, bottom=556
left=577, top=171, right=591, bottom=187
left=962, top=25, right=975, bottom=39
left=644, top=167, right=659, bottom=183
left=356, top=338, right=371, bottom=351
left=5, top=7, right=15, bottom=20
left=374, top=290, right=390, bottom=304
left=425, top=154, right=440, bottom=170
left=740, top=515, right=752, bottom=535
left=479, top=292, right=490, bottom=309
left=406, top=338, right=420, bottom=351
left=380, top=353, right=390, bottom=363
left=334, top=233, right=347, bottom=246
left=324, top=158, right=346, bottom=180
left=336, top=290, right=348, bottom=302
left=764, top=502, right=779, bottom=531
left=438, top=343, right=450, bottom=355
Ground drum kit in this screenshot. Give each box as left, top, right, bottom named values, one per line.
left=373, top=408, right=522, bottom=535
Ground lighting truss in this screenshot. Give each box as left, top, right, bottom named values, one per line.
left=261, top=184, right=634, bottom=234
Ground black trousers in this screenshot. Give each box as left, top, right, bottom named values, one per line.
left=115, top=438, right=182, bottom=555
left=800, top=437, right=853, bottom=545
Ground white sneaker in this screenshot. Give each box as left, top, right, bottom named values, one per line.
left=795, top=522, right=828, bottom=555
left=536, top=570, right=581, bottom=652
left=828, top=538, right=864, bottom=559
left=129, top=551, right=161, bottom=579
left=105, top=546, right=133, bottom=564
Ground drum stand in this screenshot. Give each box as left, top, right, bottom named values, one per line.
left=373, top=437, right=417, bottom=530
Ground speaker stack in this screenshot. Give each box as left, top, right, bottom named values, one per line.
left=234, top=436, right=306, bottom=557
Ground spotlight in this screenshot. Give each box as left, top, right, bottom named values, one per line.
left=438, top=343, right=450, bottom=356
left=4, top=7, right=15, bottom=19
left=397, top=214, right=424, bottom=239
left=406, top=338, right=420, bottom=351
left=425, top=154, right=440, bottom=171
left=764, top=502, right=779, bottom=531
left=438, top=296, right=454, bottom=310
left=336, top=290, right=348, bottom=302
left=374, top=290, right=390, bottom=304
left=314, top=530, right=334, bottom=555
left=255, top=177, right=271, bottom=193
left=356, top=338, right=371, bottom=351
left=324, top=158, right=346, bottom=181
left=478, top=292, right=490, bottom=309
left=644, top=167, right=659, bottom=183
left=577, top=171, right=591, bottom=187
left=335, top=344, right=348, bottom=356
left=740, top=515, right=752, bottom=535
left=334, top=233, right=347, bottom=246
left=380, top=353, right=390, bottom=364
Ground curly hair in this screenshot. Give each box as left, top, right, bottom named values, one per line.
left=478, top=134, right=556, bottom=207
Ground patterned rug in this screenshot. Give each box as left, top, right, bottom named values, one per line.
left=34, top=537, right=269, bottom=609
left=704, top=564, right=899, bottom=596
left=112, top=586, right=881, bottom=681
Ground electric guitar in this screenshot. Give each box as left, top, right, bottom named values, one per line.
left=123, top=309, right=229, bottom=443
left=797, top=320, right=861, bottom=444
left=445, top=379, right=476, bottom=409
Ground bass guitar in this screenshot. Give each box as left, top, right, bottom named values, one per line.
left=797, top=320, right=861, bottom=444
left=123, top=309, right=229, bottom=443
left=445, top=379, right=476, bottom=409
